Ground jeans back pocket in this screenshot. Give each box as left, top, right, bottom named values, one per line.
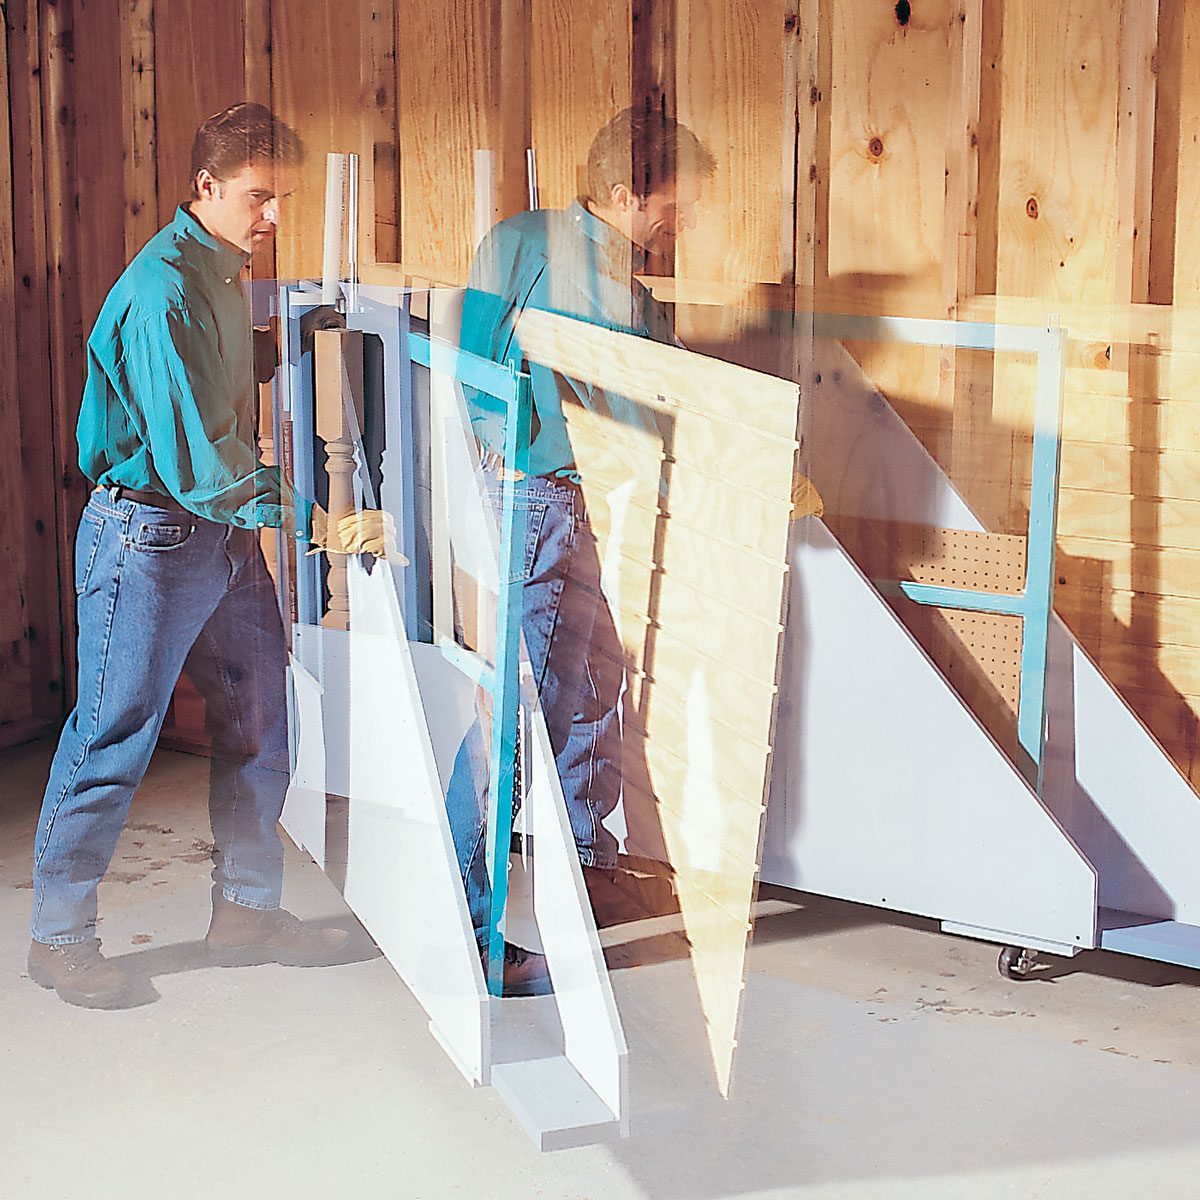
left=517, top=501, right=549, bottom=583
left=131, top=519, right=195, bottom=552
left=75, top=514, right=105, bottom=595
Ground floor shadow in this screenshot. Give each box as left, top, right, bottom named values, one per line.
left=752, top=886, right=938, bottom=944
left=1018, top=945, right=1200, bottom=990
left=102, top=918, right=382, bottom=986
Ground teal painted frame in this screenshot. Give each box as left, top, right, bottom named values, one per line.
left=814, top=314, right=1066, bottom=794
left=409, top=329, right=533, bottom=995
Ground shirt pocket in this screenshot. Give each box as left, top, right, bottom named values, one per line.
left=75, top=512, right=106, bottom=595
left=129, top=518, right=196, bottom=553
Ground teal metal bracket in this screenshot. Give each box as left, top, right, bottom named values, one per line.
left=814, top=313, right=1066, bottom=795
left=409, top=328, right=533, bottom=996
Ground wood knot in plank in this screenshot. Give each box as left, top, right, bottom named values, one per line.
left=895, top=0, right=911, bottom=26
left=1026, top=196, right=1039, bottom=220
left=867, top=136, right=885, bottom=161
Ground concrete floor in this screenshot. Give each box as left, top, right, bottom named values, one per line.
left=3, top=737, right=1200, bottom=1200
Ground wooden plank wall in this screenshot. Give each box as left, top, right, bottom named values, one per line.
left=825, top=1, right=1200, bottom=793
left=2, top=0, right=69, bottom=745
left=9, top=1, right=1200, bottom=789
left=529, top=0, right=631, bottom=212
left=395, top=0, right=497, bottom=283
left=0, top=0, right=30, bottom=739
left=368, top=0, right=1200, bottom=795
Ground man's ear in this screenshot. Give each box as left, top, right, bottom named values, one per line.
left=193, top=168, right=221, bottom=202
left=609, top=183, right=640, bottom=213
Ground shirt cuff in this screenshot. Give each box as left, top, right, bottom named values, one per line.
left=251, top=503, right=286, bottom=529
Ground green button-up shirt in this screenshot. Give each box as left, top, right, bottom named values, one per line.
left=77, top=205, right=286, bottom=528
left=461, top=199, right=674, bottom=479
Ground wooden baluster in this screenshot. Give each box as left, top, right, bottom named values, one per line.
left=315, top=329, right=366, bottom=630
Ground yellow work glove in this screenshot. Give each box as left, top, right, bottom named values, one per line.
left=790, top=473, right=824, bottom=520
left=308, top=505, right=406, bottom=562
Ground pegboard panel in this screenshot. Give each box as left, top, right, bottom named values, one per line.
left=893, top=599, right=1023, bottom=759
left=821, top=512, right=1030, bottom=758
left=840, top=518, right=1027, bottom=596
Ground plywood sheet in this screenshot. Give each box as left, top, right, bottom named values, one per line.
left=530, top=0, right=631, bottom=209
left=1057, top=586, right=1200, bottom=653
left=826, top=0, right=954, bottom=289
left=821, top=0, right=957, bottom=437
left=991, top=2, right=1122, bottom=437
left=1057, top=535, right=1200, bottom=601
left=675, top=0, right=794, bottom=368
left=1169, top=0, right=1200, bottom=312
left=1059, top=490, right=1200, bottom=554
left=519, top=310, right=797, bottom=1097
left=270, top=0, right=367, bottom=279
left=396, top=0, right=496, bottom=282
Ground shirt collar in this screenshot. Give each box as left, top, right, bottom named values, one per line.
left=567, top=198, right=645, bottom=275
left=172, top=204, right=251, bottom=280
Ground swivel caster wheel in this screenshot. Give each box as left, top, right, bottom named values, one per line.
left=997, top=945, right=1038, bottom=980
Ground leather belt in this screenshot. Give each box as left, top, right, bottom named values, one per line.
left=101, top=484, right=190, bottom=514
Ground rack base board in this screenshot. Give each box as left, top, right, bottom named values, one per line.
left=1098, top=910, right=1200, bottom=970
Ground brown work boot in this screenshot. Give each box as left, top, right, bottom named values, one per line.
left=480, top=941, right=553, bottom=997
left=205, top=889, right=353, bottom=968
left=583, top=863, right=680, bottom=928
left=28, top=938, right=134, bottom=1009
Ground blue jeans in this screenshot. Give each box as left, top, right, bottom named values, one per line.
left=31, top=488, right=289, bottom=944
left=445, top=471, right=623, bottom=943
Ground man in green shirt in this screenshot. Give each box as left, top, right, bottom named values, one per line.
left=28, top=103, right=380, bottom=1008
left=447, top=110, right=716, bottom=990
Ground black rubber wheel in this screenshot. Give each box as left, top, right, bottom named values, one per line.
left=997, top=945, right=1035, bottom=979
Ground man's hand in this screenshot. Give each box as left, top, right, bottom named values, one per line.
left=309, top=504, right=406, bottom=562
left=299, top=305, right=347, bottom=354
left=253, top=319, right=279, bottom=385
left=790, top=473, right=824, bottom=521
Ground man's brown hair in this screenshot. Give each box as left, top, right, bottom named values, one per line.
left=583, top=107, right=716, bottom=205
left=190, top=102, right=303, bottom=196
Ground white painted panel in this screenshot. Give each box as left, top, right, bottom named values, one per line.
left=762, top=520, right=1096, bottom=950
left=280, top=657, right=329, bottom=869
left=1044, top=631, right=1200, bottom=923
left=523, top=683, right=628, bottom=1130
left=430, top=288, right=500, bottom=591
left=291, top=623, right=353, bottom=800
left=491, top=1057, right=623, bottom=1150
left=803, top=337, right=1200, bottom=930
left=334, top=559, right=489, bottom=1085
left=807, top=339, right=978, bottom=531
